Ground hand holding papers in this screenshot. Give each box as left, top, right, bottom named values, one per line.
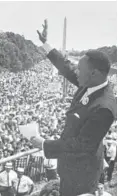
left=30, top=136, right=44, bottom=150
left=19, top=122, right=45, bottom=150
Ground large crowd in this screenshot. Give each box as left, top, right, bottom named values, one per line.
left=0, top=59, right=117, bottom=194
left=0, top=60, right=69, bottom=159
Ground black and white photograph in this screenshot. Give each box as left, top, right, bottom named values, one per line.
left=0, top=1, right=117, bottom=196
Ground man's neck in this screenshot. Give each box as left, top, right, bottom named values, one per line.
left=86, top=79, right=107, bottom=88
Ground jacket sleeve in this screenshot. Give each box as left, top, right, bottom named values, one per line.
left=47, top=49, right=79, bottom=87
left=43, top=108, right=114, bottom=159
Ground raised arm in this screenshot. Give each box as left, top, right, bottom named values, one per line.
left=37, top=20, right=79, bottom=87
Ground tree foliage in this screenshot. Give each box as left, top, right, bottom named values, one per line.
left=0, top=32, right=43, bottom=72
left=0, top=31, right=117, bottom=72
left=68, top=45, right=117, bottom=64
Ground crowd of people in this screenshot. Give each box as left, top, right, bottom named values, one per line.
left=0, top=60, right=70, bottom=159
left=0, top=58, right=117, bottom=195
left=0, top=162, right=34, bottom=196
left=99, top=123, right=117, bottom=187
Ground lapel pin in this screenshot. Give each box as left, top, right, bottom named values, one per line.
left=82, top=96, right=89, bottom=105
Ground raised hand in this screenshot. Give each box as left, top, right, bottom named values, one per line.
left=37, top=19, right=48, bottom=43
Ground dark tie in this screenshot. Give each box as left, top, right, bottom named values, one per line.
left=16, top=178, right=21, bottom=194
left=7, top=172, right=9, bottom=187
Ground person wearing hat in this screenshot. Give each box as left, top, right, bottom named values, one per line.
left=13, top=167, right=34, bottom=196
left=31, top=20, right=116, bottom=196
left=0, top=162, right=17, bottom=196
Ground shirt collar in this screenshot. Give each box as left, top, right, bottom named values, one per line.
left=87, top=80, right=108, bottom=97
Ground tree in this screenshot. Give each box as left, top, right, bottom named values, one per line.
left=0, top=32, right=44, bottom=71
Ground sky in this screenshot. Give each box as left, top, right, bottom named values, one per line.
left=0, top=1, right=117, bottom=51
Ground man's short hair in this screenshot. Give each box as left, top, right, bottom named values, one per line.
left=86, top=50, right=111, bottom=75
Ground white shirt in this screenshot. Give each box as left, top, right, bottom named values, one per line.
left=44, top=158, right=57, bottom=170
left=80, top=80, right=108, bottom=103
left=13, top=175, right=34, bottom=193
left=103, top=159, right=109, bottom=169
left=102, top=192, right=112, bottom=196
left=77, top=194, right=94, bottom=196
left=111, top=132, right=117, bottom=140
left=95, top=191, right=112, bottom=196
left=0, top=170, right=17, bottom=187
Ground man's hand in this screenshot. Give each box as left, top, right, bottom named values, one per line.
left=37, top=19, right=48, bottom=43
left=30, top=136, right=45, bottom=150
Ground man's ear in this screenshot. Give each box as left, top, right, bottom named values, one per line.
left=91, top=69, right=99, bottom=76
left=91, top=69, right=96, bottom=76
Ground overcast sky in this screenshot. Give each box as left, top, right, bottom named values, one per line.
left=0, top=1, right=117, bottom=50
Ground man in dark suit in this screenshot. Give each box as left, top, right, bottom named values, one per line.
left=31, top=20, right=116, bottom=196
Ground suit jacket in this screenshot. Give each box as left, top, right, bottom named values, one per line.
left=43, top=49, right=116, bottom=194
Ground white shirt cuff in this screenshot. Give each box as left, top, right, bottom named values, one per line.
left=42, top=43, right=53, bottom=55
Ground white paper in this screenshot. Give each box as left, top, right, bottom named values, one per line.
left=19, top=122, right=39, bottom=140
